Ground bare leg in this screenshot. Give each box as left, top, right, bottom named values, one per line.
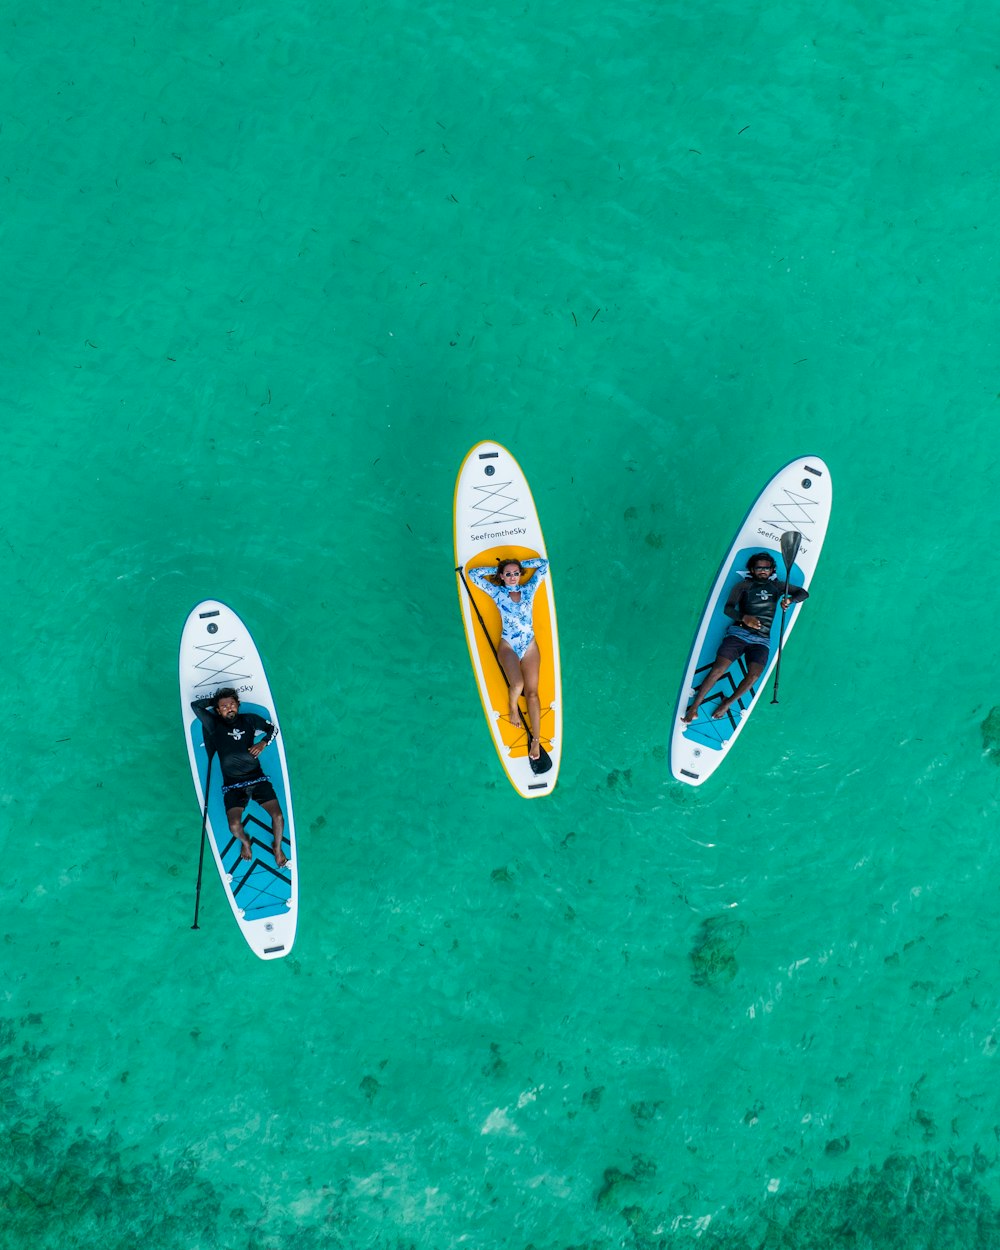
left=712, top=663, right=764, bottom=719
left=226, top=806, right=252, bottom=860
left=518, top=640, right=543, bottom=760
left=683, top=655, right=734, bottom=723
left=263, top=799, right=287, bottom=867
left=497, top=639, right=525, bottom=726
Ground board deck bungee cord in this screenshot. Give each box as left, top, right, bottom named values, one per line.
left=454, top=441, right=562, bottom=798
left=670, top=456, right=832, bottom=786
left=179, top=600, right=298, bottom=958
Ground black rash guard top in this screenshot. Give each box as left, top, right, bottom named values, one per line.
left=191, top=698, right=277, bottom=783
left=723, top=577, right=809, bottom=636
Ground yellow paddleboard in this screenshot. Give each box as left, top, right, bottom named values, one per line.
left=454, top=441, right=562, bottom=798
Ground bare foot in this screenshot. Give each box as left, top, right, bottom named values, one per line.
left=529, top=736, right=541, bottom=761
left=682, top=704, right=699, bottom=723
left=239, top=838, right=252, bottom=861
left=509, top=703, right=523, bottom=728
left=711, top=699, right=732, bottom=720
left=273, top=844, right=288, bottom=868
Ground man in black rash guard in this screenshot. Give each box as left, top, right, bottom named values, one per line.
left=682, top=552, right=809, bottom=724
left=191, top=687, right=287, bottom=868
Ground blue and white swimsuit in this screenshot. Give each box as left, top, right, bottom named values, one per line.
left=469, top=558, right=549, bottom=659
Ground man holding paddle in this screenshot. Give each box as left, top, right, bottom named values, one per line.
left=682, top=541, right=809, bottom=724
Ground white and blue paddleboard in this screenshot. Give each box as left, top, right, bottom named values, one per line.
left=670, top=456, right=832, bottom=786
left=179, top=600, right=297, bottom=959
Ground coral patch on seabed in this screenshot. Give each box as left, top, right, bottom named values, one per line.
left=689, top=914, right=747, bottom=988
left=0, top=1017, right=394, bottom=1250
left=595, top=1149, right=1000, bottom=1249
left=980, top=706, right=1000, bottom=763
left=725, top=1149, right=1000, bottom=1249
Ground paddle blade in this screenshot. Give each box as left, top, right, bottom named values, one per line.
left=780, top=530, right=802, bottom=570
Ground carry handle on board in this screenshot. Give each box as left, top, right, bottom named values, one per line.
left=457, top=566, right=553, bottom=775
left=770, top=530, right=802, bottom=706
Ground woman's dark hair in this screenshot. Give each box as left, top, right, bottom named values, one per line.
left=747, top=553, right=776, bottom=572
left=494, top=557, right=523, bottom=585
left=214, top=687, right=240, bottom=707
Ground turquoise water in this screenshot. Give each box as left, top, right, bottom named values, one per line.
left=4, top=0, right=1000, bottom=1245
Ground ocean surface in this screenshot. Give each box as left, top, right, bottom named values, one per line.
left=4, top=1, right=1000, bottom=1246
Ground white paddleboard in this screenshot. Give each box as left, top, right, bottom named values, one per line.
left=179, top=600, right=298, bottom=958
left=454, top=441, right=562, bottom=798
left=670, top=456, right=832, bottom=786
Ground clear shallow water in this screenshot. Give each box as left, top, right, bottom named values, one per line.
left=4, top=1, right=1000, bottom=1246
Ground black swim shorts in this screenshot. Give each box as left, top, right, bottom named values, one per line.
left=717, top=633, right=770, bottom=669
left=222, top=777, right=278, bottom=811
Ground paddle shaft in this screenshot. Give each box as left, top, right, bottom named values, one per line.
left=191, top=748, right=214, bottom=930
left=770, top=546, right=798, bottom=705
left=457, top=567, right=547, bottom=758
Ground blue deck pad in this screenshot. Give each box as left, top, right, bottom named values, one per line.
left=189, top=703, right=292, bottom=921
left=680, top=546, right=805, bottom=752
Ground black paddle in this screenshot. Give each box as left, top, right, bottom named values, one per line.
left=770, top=530, right=803, bottom=705
left=191, top=746, right=215, bottom=930
left=457, top=566, right=552, bottom=774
